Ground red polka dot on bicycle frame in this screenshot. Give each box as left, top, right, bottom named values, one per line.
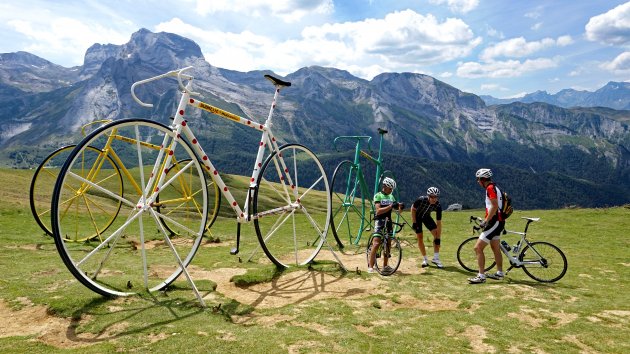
left=224, top=187, right=228, bottom=191
left=169, top=150, right=173, bottom=155
left=155, top=187, right=160, bottom=192
left=182, top=121, right=187, bottom=126
left=251, top=178, right=254, bottom=182
left=247, top=120, right=251, bottom=125
left=192, top=139, right=197, bottom=144
left=179, top=110, right=184, bottom=115
left=189, top=99, right=194, bottom=103
left=213, top=171, right=218, bottom=175
left=232, top=201, right=237, bottom=206
left=259, top=142, right=264, bottom=146
left=203, top=156, right=208, bottom=160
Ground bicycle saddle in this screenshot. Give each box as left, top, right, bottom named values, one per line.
left=264, top=75, right=291, bottom=87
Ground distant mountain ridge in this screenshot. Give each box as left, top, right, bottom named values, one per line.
left=0, top=28, right=628, bottom=209
left=481, top=81, right=630, bottom=110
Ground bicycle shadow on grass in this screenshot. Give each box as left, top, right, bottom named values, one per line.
left=60, top=290, right=212, bottom=347
left=229, top=265, right=372, bottom=310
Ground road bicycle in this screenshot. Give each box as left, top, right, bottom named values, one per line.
left=330, top=129, right=399, bottom=249
left=30, top=121, right=221, bottom=241
left=365, top=211, right=406, bottom=276
left=50, top=67, right=331, bottom=305
left=456, top=216, right=568, bottom=282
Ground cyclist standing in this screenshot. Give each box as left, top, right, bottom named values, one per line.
left=411, top=187, right=443, bottom=268
left=367, top=177, right=403, bottom=273
left=469, top=168, right=505, bottom=284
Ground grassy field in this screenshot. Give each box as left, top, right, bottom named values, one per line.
left=0, top=167, right=629, bottom=353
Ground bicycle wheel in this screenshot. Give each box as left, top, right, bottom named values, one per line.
left=254, top=143, right=331, bottom=268
left=330, top=160, right=369, bottom=248
left=30, top=145, right=76, bottom=236
left=51, top=119, right=208, bottom=297
left=375, top=237, right=402, bottom=276
left=519, top=241, right=568, bottom=282
left=456, top=237, right=496, bottom=273
left=159, top=158, right=221, bottom=235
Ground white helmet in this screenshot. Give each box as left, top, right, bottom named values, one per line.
left=475, top=168, right=493, bottom=179
left=427, top=187, right=440, bottom=196
left=382, top=177, right=396, bottom=189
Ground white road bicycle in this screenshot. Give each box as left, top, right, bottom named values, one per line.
left=457, top=216, right=567, bottom=283
left=50, top=67, right=332, bottom=305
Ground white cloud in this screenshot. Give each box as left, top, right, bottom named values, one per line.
left=585, top=2, right=630, bottom=45
left=480, top=36, right=573, bottom=62
left=456, top=58, right=558, bottom=78
left=159, top=10, right=481, bottom=79
left=428, top=0, right=479, bottom=14
left=601, top=51, right=630, bottom=73
left=6, top=17, right=129, bottom=66
left=193, top=0, right=334, bottom=23
left=531, top=22, right=543, bottom=31
left=480, top=83, right=508, bottom=92
left=440, top=71, right=453, bottom=78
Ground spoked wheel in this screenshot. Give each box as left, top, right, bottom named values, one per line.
left=51, top=119, right=208, bottom=297
left=253, top=143, right=331, bottom=268
left=330, top=160, right=369, bottom=249
left=366, top=234, right=402, bottom=276
left=519, top=241, right=568, bottom=282
left=159, top=158, right=221, bottom=235
left=30, top=144, right=124, bottom=241
left=457, top=237, right=496, bottom=273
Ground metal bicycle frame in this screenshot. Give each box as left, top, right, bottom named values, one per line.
left=131, top=67, right=301, bottom=225
left=333, top=129, right=389, bottom=234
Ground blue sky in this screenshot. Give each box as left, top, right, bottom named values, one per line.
left=1, top=0, right=629, bottom=98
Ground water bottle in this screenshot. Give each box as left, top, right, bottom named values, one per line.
left=513, top=241, right=520, bottom=253
left=500, top=240, right=511, bottom=251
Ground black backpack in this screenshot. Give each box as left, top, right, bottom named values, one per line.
left=493, top=184, right=513, bottom=219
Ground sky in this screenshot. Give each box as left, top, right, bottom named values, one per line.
left=1, top=0, right=629, bottom=98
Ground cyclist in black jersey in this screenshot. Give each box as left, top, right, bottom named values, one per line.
left=411, top=187, right=443, bottom=268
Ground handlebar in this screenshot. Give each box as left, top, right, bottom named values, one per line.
left=131, top=66, right=198, bottom=108
left=333, top=135, right=372, bottom=152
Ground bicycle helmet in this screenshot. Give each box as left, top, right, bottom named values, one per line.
left=382, top=177, right=396, bottom=189
left=427, top=187, right=440, bottom=196
left=475, top=168, right=493, bottom=179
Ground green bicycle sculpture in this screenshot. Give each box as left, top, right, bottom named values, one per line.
left=330, top=128, right=400, bottom=249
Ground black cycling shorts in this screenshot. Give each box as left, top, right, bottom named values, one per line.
left=479, top=220, right=505, bottom=243
left=414, top=216, right=438, bottom=233
left=373, top=218, right=393, bottom=237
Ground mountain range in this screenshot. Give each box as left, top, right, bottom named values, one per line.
left=1, top=28, right=629, bottom=209
left=481, top=81, right=630, bottom=110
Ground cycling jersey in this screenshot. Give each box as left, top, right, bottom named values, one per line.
left=374, top=191, right=396, bottom=220
left=485, top=183, right=504, bottom=222
left=411, top=196, right=442, bottom=221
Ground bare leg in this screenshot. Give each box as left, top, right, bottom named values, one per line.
left=431, top=229, right=440, bottom=254
left=416, top=232, right=427, bottom=257
left=490, top=239, right=503, bottom=273
left=473, top=239, right=488, bottom=274
left=368, top=237, right=381, bottom=269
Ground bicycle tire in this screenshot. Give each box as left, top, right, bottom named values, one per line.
left=456, top=236, right=496, bottom=273
left=51, top=119, right=208, bottom=297
left=375, top=236, right=402, bottom=276
left=254, top=143, right=331, bottom=268
left=159, top=158, right=221, bottom=235
left=519, top=241, right=568, bottom=282
left=330, top=160, right=368, bottom=249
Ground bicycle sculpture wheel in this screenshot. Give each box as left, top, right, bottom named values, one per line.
left=30, top=145, right=123, bottom=240
left=51, top=119, right=211, bottom=297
